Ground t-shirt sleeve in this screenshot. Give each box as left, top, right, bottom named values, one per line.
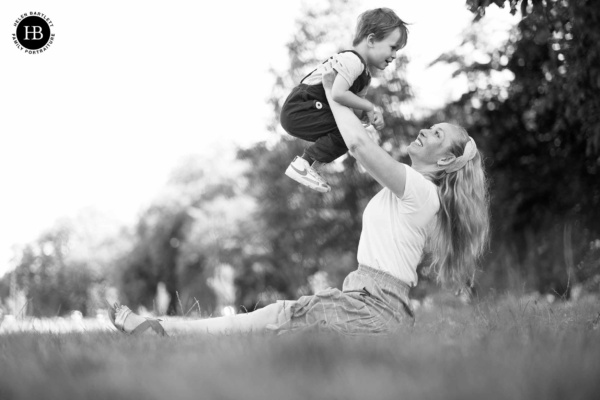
left=399, top=166, right=437, bottom=213
left=331, top=52, right=365, bottom=87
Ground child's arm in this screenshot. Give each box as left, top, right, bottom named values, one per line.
left=331, top=74, right=373, bottom=112
left=332, top=74, right=384, bottom=130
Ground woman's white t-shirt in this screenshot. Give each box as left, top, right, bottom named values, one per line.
left=357, top=165, right=440, bottom=286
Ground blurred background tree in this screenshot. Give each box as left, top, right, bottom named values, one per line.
left=434, top=0, right=600, bottom=293
left=117, top=152, right=253, bottom=315
left=0, top=209, right=128, bottom=317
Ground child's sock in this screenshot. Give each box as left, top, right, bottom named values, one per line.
left=301, top=152, right=315, bottom=165
left=311, top=160, right=326, bottom=170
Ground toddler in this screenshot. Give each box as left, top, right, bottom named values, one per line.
left=281, top=8, right=408, bottom=192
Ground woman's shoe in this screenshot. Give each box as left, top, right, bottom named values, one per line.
left=106, top=300, right=167, bottom=337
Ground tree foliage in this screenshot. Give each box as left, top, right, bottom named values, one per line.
left=0, top=210, right=126, bottom=317
left=117, top=154, right=252, bottom=315
left=432, top=0, right=600, bottom=292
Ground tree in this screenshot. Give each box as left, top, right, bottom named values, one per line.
left=466, top=0, right=600, bottom=156
left=429, top=0, right=600, bottom=293
left=117, top=152, right=254, bottom=315
left=0, top=209, right=126, bottom=317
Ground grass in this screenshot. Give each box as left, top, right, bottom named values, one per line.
left=1, top=295, right=599, bottom=400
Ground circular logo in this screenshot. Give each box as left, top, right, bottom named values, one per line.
left=12, top=12, right=55, bottom=54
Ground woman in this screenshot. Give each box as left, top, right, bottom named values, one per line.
left=108, top=64, right=490, bottom=336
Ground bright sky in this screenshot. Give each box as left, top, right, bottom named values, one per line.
left=0, top=0, right=517, bottom=276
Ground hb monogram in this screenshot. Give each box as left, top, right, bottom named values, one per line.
left=13, top=14, right=54, bottom=53
left=23, top=26, right=44, bottom=40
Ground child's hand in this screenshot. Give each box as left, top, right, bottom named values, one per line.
left=321, top=60, right=337, bottom=90
left=367, top=107, right=385, bottom=130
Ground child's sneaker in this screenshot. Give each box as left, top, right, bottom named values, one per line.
left=285, top=156, right=331, bottom=193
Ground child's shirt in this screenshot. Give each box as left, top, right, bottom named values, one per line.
left=301, top=50, right=371, bottom=98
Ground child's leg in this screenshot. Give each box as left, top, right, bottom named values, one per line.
left=281, top=92, right=347, bottom=164
left=281, top=89, right=343, bottom=191
left=280, top=88, right=338, bottom=147
left=303, top=126, right=347, bottom=164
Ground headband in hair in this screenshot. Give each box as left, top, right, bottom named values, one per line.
left=442, top=137, right=478, bottom=173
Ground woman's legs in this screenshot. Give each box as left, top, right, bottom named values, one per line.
left=162, top=303, right=282, bottom=335
left=120, top=303, right=284, bottom=336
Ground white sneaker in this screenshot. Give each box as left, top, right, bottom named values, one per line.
left=285, top=156, right=331, bottom=193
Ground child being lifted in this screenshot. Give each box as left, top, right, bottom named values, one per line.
left=281, top=8, right=409, bottom=192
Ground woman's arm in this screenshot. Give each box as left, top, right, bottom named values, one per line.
left=323, top=65, right=407, bottom=198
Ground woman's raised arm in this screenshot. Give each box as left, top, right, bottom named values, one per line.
left=322, top=64, right=408, bottom=198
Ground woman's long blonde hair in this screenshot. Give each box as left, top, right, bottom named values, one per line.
left=427, top=126, right=490, bottom=289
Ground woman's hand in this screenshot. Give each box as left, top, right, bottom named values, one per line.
left=368, top=107, right=385, bottom=130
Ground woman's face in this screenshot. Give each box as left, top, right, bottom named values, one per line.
left=407, top=123, right=463, bottom=167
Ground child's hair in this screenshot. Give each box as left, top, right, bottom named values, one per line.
left=352, top=8, right=409, bottom=48
left=427, top=126, right=490, bottom=290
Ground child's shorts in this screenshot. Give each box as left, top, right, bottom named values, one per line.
left=279, top=84, right=348, bottom=163
left=266, top=264, right=415, bottom=336
left=280, top=84, right=337, bottom=139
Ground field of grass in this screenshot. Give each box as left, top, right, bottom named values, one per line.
left=1, top=294, right=599, bottom=400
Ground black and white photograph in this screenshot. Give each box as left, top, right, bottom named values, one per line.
left=1, top=0, right=599, bottom=399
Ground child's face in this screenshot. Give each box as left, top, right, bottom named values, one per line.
left=366, top=27, right=403, bottom=70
